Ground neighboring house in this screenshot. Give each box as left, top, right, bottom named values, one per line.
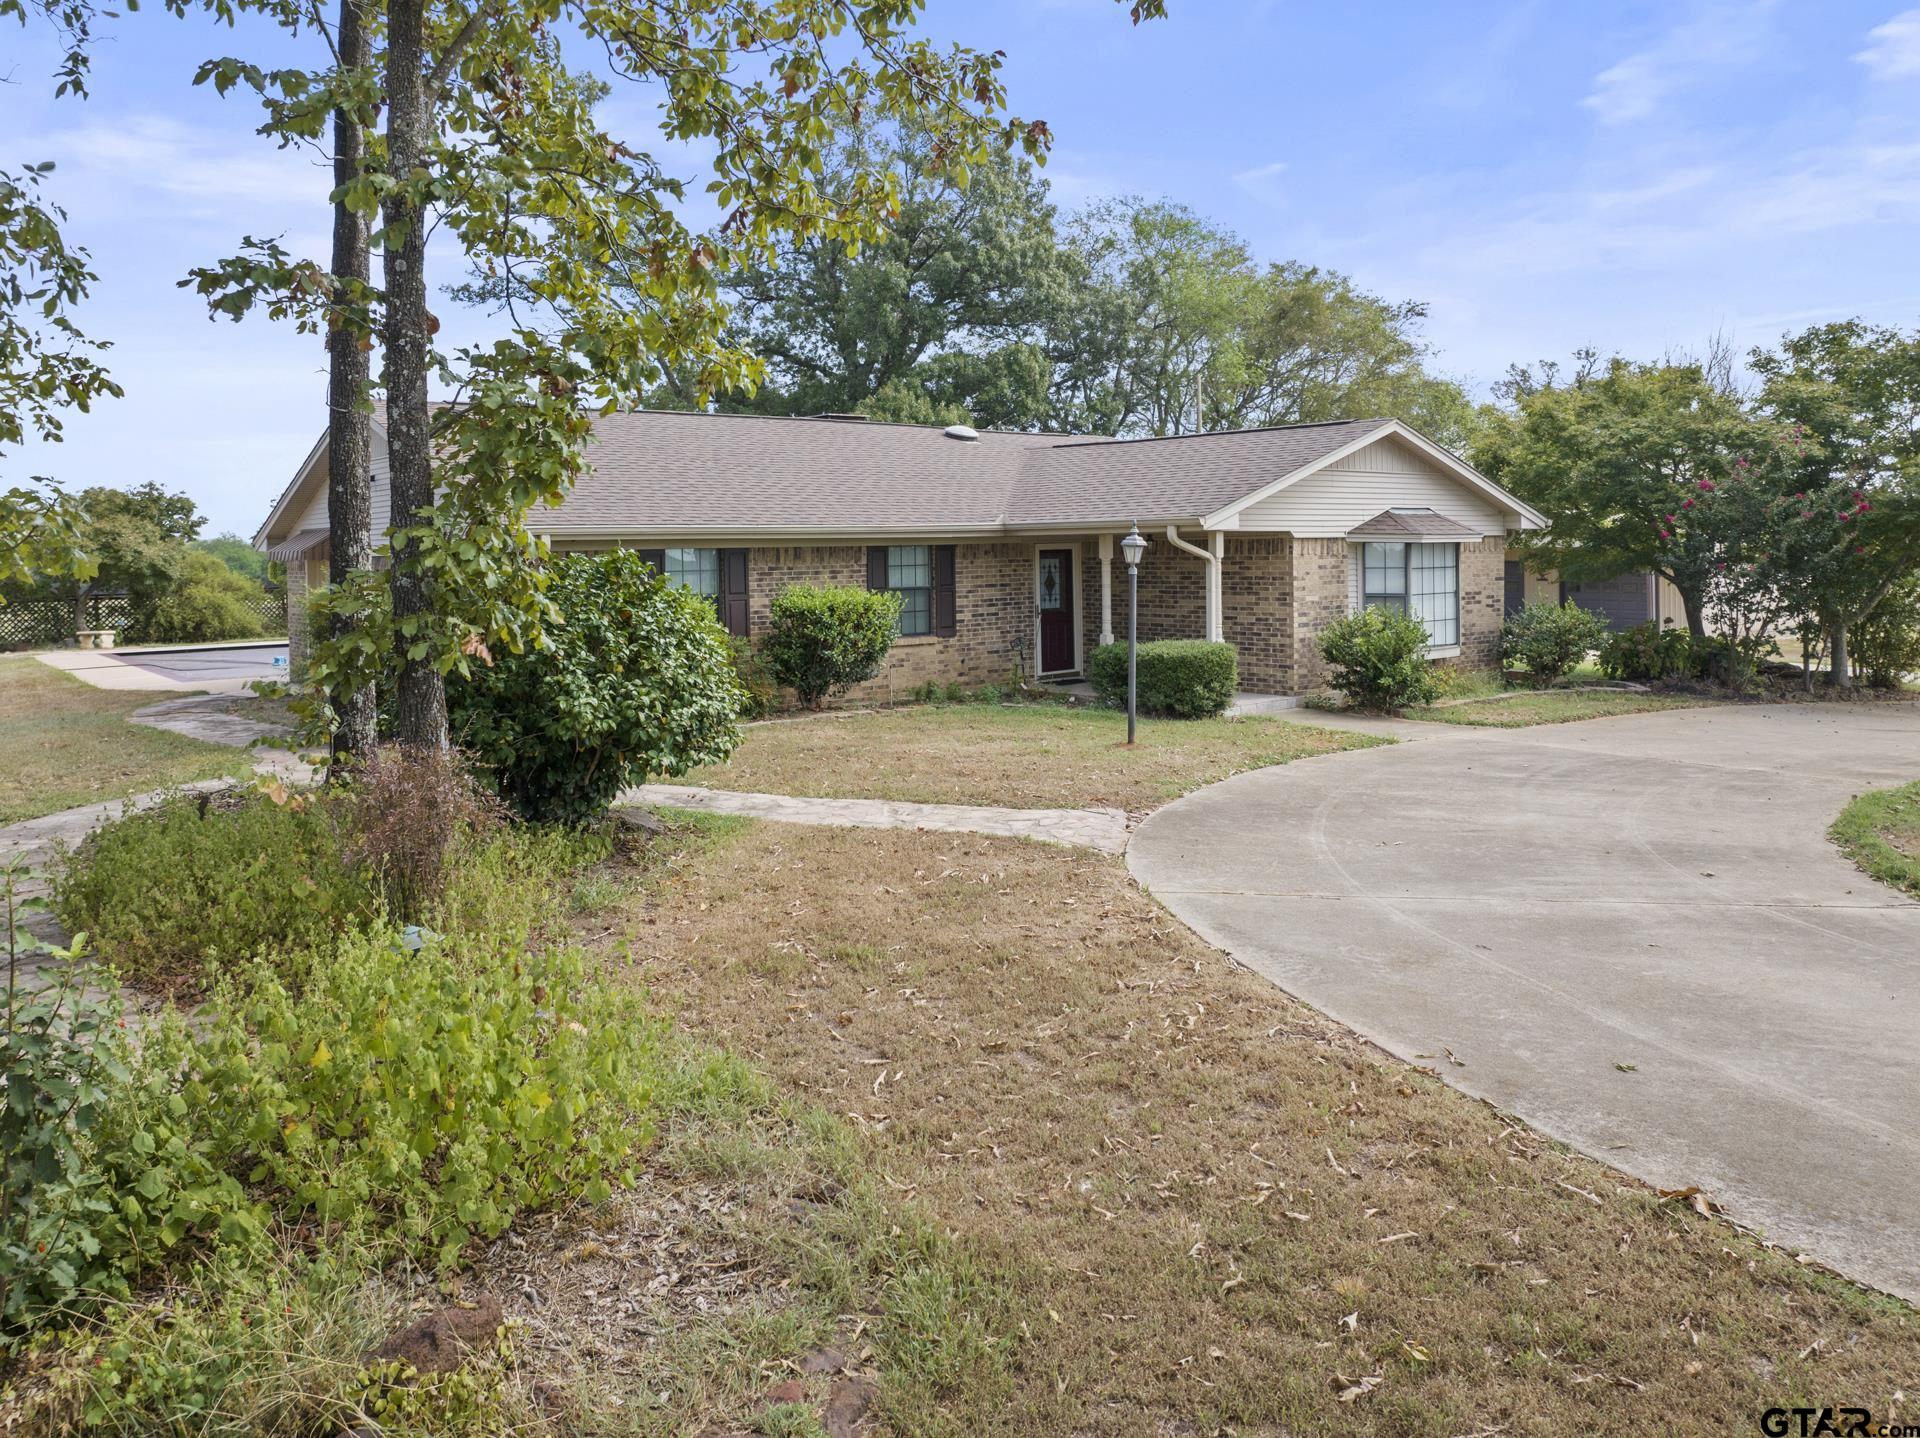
left=255, top=411, right=1546, bottom=702
left=1502, top=561, right=1688, bottom=632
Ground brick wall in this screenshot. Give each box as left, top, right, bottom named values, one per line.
left=1132, top=546, right=1207, bottom=642
left=1288, top=538, right=1353, bottom=693
left=1459, top=538, right=1505, bottom=669
left=745, top=542, right=1033, bottom=704
left=1222, top=537, right=1291, bottom=693
left=285, top=555, right=318, bottom=676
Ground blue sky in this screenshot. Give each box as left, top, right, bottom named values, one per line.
left=6, top=0, right=1920, bottom=536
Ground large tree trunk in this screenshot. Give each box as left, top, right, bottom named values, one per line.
left=1830, top=619, right=1853, bottom=689
left=1677, top=582, right=1708, bottom=641
left=327, top=0, right=377, bottom=768
left=380, top=0, right=449, bottom=750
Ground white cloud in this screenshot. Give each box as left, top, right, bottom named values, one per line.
left=45, top=114, right=325, bottom=213
left=1232, top=160, right=1288, bottom=184
left=1855, top=9, right=1920, bottom=79
left=1581, top=3, right=1777, bottom=125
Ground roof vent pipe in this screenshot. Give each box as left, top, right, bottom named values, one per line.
left=944, top=424, right=980, bottom=442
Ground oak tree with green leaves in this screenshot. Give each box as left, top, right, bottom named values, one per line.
left=1047, top=197, right=1473, bottom=442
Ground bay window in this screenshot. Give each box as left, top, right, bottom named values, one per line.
left=1362, top=541, right=1459, bottom=648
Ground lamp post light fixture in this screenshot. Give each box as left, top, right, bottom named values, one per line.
left=1119, top=523, right=1148, bottom=745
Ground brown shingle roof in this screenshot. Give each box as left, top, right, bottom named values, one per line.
left=544, top=410, right=1075, bottom=533
left=530, top=410, right=1391, bottom=533
left=1005, top=419, right=1390, bottom=526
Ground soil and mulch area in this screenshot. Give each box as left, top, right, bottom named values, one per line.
left=0, top=657, right=254, bottom=823
left=680, top=704, right=1382, bottom=813
left=558, top=817, right=1920, bottom=1438
left=1829, top=778, right=1920, bottom=900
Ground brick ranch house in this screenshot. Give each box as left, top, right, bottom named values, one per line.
left=254, top=411, right=1547, bottom=703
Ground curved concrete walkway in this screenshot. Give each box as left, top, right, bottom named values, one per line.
left=1129, top=701, right=1920, bottom=1302
left=624, top=783, right=1130, bottom=853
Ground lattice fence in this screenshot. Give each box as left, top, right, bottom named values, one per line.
left=0, top=591, right=285, bottom=652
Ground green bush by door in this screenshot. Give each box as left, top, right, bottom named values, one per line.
left=1088, top=639, right=1238, bottom=718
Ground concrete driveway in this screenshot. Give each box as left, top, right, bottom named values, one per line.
left=1129, top=701, right=1920, bottom=1302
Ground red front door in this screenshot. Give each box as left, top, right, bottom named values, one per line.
left=1038, top=548, right=1074, bottom=673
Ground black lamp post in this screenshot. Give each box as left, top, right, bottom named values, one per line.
left=1120, top=523, right=1148, bottom=745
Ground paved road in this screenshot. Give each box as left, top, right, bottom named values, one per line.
left=1129, top=702, right=1920, bottom=1302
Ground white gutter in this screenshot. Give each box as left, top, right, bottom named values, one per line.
left=1163, top=525, right=1225, bottom=643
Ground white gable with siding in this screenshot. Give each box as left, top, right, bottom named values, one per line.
left=1232, top=434, right=1509, bottom=537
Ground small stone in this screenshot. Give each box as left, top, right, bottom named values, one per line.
left=798, top=1346, right=849, bottom=1375
left=765, top=1378, right=807, bottom=1405
left=615, top=808, right=669, bottom=837
left=365, top=1296, right=503, bottom=1376
left=822, top=1376, right=876, bottom=1437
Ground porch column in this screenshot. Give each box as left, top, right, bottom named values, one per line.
left=1209, top=530, right=1225, bottom=643
left=1098, top=533, right=1114, bottom=646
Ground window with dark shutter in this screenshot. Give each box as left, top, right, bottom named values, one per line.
left=636, top=548, right=665, bottom=573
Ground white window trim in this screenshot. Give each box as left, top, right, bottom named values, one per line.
left=1351, top=540, right=1461, bottom=653
left=884, top=544, right=935, bottom=638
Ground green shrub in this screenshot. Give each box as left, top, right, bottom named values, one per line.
left=0, top=877, right=260, bottom=1331
left=761, top=584, right=901, bottom=710
left=1317, top=607, right=1438, bottom=711
left=135, top=550, right=268, bottom=644
left=1087, top=639, right=1238, bottom=718
left=174, top=923, right=662, bottom=1268
left=55, top=792, right=372, bottom=985
left=449, top=550, right=743, bottom=826
left=1690, top=631, right=1775, bottom=689
left=1500, top=600, right=1608, bottom=686
left=730, top=636, right=779, bottom=719
left=1599, top=620, right=1692, bottom=682
left=1852, top=580, right=1920, bottom=690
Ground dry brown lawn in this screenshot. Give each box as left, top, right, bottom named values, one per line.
left=600, top=820, right=1919, bottom=1438
left=682, top=703, right=1381, bottom=812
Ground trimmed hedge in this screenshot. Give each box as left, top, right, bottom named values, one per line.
left=762, top=584, right=901, bottom=709
left=1088, top=639, right=1237, bottom=719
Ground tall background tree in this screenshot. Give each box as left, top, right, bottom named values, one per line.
left=1046, top=198, right=1472, bottom=441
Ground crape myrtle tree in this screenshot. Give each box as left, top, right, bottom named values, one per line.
left=1750, top=321, right=1920, bottom=687
left=1471, top=357, right=1792, bottom=641
left=190, top=0, right=1170, bottom=753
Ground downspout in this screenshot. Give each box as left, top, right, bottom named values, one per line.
left=1164, top=525, right=1224, bottom=643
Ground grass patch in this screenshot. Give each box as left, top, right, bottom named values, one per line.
left=1406, top=690, right=1702, bottom=727
left=0, top=657, right=254, bottom=823
left=681, top=704, right=1382, bottom=812
left=599, top=822, right=1920, bottom=1435
left=1829, top=779, right=1920, bottom=899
